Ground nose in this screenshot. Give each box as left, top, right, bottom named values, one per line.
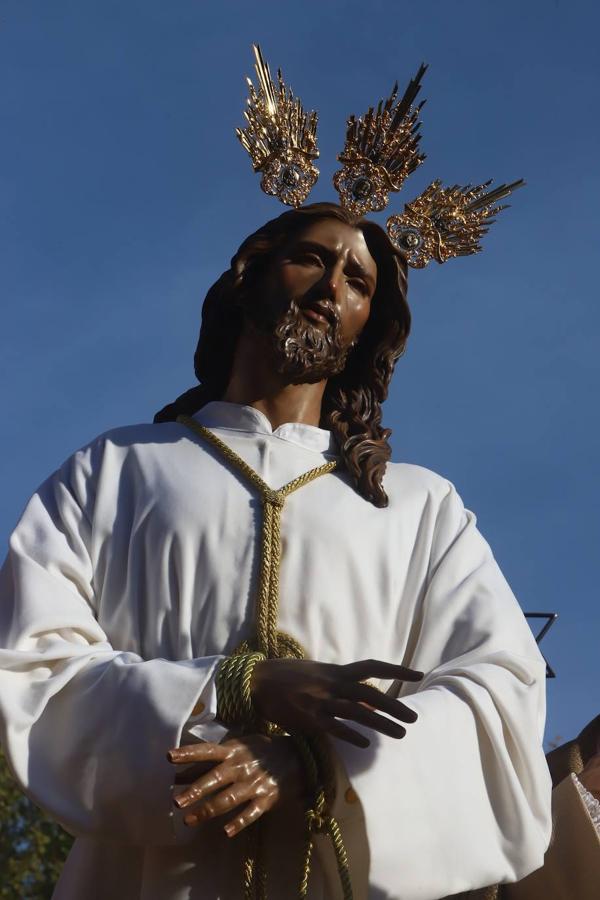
left=326, top=273, right=338, bottom=300
left=323, top=261, right=344, bottom=305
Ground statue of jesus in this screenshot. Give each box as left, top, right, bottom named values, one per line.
left=0, top=201, right=551, bottom=899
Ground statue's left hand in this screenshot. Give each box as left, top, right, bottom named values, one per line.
left=167, top=735, right=302, bottom=836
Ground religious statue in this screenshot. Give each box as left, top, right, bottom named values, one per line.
left=0, top=46, right=553, bottom=900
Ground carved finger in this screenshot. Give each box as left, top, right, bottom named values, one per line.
left=174, top=760, right=219, bottom=786
left=223, top=796, right=271, bottom=838
left=173, top=763, right=234, bottom=809
left=344, top=682, right=418, bottom=723
left=183, top=780, right=255, bottom=826
left=342, top=659, right=424, bottom=683
left=325, top=699, right=407, bottom=739
left=309, top=713, right=370, bottom=748
left=167, top=742, right=231, bottom=765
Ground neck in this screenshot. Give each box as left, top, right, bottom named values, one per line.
left=221, top=329, right=327, bottom=430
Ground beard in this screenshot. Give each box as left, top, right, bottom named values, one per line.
left=267, top=299, right=351, bottom=384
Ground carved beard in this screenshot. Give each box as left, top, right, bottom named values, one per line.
left=269, top=299, right=351, bottom=384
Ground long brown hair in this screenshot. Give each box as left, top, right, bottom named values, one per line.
left=155, top=202, right=411, bottom=507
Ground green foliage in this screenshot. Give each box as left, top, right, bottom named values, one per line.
left=0, top=748, right=72, bottom=899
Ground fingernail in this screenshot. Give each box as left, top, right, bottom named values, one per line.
left=224, top=824, right=235, bottom=837
left=167, top=749, right=181, bottom=762
left=184, top=814, right=198, bottom=827
left=173, top=794, right=188, bottom=809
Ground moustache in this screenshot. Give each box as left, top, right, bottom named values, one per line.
left=271, top=299, right=350, bottom=383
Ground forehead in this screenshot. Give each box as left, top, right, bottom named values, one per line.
left=287, top=218, right=377, bottom=277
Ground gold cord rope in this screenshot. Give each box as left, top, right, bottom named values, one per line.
left=177, top=415, right=353, bottom=900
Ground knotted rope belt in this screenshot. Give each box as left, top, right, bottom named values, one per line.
left=178, top=415, right=353, bottom=900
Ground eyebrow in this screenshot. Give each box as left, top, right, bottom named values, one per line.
left=346, top=254, right=376, bottom=287
left=290, top=240, right=376, bottom=288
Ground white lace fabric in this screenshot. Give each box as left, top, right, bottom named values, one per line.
left=573, top=773, right=600, bottom=835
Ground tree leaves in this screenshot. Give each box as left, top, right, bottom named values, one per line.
left=0, top=749, right=72, bottom=899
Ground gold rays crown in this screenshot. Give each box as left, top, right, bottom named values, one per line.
left=237, top=44, right=524, bottom=269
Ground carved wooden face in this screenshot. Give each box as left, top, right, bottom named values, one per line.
left=242, top=217, right=377, bottom=383
left=267, top=218, right=377, bottom=348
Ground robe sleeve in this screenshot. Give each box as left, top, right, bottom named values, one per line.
left=0, top=440, right=224, bottom=847
left=357, top=481, right=553, bottom=899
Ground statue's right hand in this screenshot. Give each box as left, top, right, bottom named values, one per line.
left=250, top=657, right=423, bottom=748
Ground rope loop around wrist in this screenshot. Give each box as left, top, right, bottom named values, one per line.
left=216, top=651, right=266, bottom=727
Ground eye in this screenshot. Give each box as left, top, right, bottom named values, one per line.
left=296, top=251, right=323, bottom=266
left=348, top=278, right=369, bottom=295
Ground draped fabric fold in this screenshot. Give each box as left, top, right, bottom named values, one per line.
left=0, top=402, right=551, bottom=899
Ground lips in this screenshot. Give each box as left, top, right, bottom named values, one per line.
left=300, top=301, right=335, bottom=328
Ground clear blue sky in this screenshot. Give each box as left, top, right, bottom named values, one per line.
left=1, top=0, right=598, bottom=747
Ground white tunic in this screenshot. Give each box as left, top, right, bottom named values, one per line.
left=0, top=401, right=551, bottom=899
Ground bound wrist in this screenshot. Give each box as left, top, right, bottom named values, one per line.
left=216, top=651, right=267, bottom=726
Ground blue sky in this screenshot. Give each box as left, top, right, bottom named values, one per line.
left=1, top=0, right=598, bottom=747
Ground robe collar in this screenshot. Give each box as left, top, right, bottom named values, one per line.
left=193, top=401, right=337, bottom=455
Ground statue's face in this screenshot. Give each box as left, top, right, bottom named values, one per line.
left=271, top=218, right=377, bottom=344
left=254, top=218, right=377, bottom=382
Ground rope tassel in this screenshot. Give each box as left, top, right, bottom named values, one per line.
left=177, top=415, right=353, bottom=899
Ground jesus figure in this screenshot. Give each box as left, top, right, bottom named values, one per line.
left=0, top=202, right=551, bottom=899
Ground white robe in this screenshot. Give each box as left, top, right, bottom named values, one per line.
left=0, top=401, right=552, bottom=899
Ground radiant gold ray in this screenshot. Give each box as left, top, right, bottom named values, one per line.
left=387, top=179, right=525, bottom=267
left=333, top=64, right=427, bottom=216
left=236, top=44, right=319, bottom=208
